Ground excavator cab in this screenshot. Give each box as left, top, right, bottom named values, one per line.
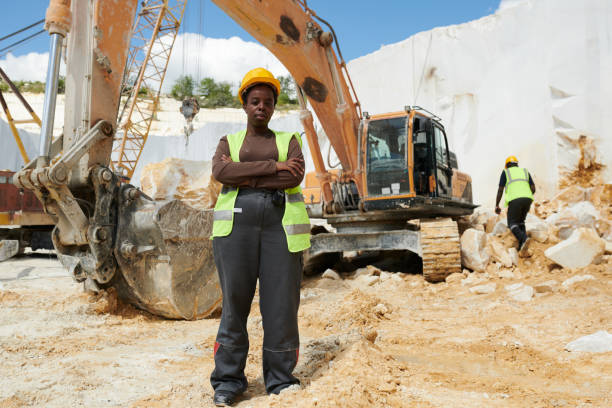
left=361, top=107, right=470, bottom=214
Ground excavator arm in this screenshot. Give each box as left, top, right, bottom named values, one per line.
left=211, top=0, right=363, bottom=210
left=13, top=0, right=222, bottom=319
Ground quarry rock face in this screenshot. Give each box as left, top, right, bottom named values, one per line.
left=545, top=228, right=605, bottom=269
left=460, top=228, right=490, bottom=272
left=347, top=0, right=612, bottom=205
left=552, top=186, right=588, bottom=205
left=140, top=158, right=222, bottom=211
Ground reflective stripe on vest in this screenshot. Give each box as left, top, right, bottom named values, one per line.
left=286, top=192, right=304, bottom=203
left=504, top=167, right=534, bottom=205
left=212, top=129, right=311, bottom=252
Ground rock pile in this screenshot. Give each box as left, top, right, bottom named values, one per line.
left=457, top=179, right=611, bottom=300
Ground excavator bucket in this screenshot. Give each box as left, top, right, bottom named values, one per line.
left=54, top=185, right=223, bottom=320
left=112, top=197, right=222, bottom=319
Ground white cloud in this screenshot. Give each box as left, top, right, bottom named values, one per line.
left=0, top=33, right=288, bottom=96
left=496, top=0, right=530, bottom=12
left=161, top=33, right=289, bottom=93
left=0, top=52, right=51, bottom=82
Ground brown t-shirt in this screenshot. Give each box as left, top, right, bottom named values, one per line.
left=212, top=131, right=304, bottom=190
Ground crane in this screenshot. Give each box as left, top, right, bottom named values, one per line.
left=13, top=0, right=475, bottom=319
left=111, top=0, right=187, bottom=181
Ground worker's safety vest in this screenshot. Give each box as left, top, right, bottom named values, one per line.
left=504, top=166, right=534, bottom=205
left=211, top=129, right=311, bottom=252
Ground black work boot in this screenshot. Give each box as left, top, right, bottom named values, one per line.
left=213, top=390, right=236, bottom=407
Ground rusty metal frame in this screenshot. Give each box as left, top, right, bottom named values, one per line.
left=111, top=0, right=187, bottom=180
left=0, top=68, right=42, bottom=164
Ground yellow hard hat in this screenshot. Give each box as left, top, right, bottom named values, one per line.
left=505, top=155, right=518, bottom=166
left=238, top=67, right=281, bottom=104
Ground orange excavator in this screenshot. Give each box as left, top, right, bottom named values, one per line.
left=13, top=0, right=474, bottom=319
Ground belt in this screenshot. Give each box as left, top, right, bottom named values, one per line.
left=237, top=187, right=279, bottom=196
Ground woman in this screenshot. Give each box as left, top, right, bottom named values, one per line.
left=209, top=67, right=310, bottom=406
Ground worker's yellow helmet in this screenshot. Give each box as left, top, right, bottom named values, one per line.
left=505, top=155, right=519, bottom=167
left=238, top=67, right=281, bottom=104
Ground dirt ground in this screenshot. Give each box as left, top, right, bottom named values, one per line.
left=1, top=242, right=610, bottom=408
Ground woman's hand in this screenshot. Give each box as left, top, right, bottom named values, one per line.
left=221, top=154, right=233, bottom=163
left=276, top=158, right=304, bottom=177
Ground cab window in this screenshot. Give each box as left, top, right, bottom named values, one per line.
left=433, top=126, right=448, bottom=167
left=366, top=117, right=410, bottom=196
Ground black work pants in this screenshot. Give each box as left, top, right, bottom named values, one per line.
left=507, top=197, right=532, bottom=247
left=211, top=189, right=302, bottom=395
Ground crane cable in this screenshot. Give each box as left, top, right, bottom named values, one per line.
left=0, top=19, right=45, bottom=42
left=195, top=0, right=203, bottom=84
left=413, top=32, right=433, bottom=105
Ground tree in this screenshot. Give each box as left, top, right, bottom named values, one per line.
left=58, top=76, right=65, bottom=94
left=197, top=77, right=240, bottom=108
left=277, top=75, right=298, bottom=106
left=170, top=75, right=194, bottom=101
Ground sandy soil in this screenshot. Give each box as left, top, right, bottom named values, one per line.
left=1, top=243, right=610, bottom=408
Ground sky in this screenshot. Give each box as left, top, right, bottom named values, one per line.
left=0, top=0, right=513, bottom=91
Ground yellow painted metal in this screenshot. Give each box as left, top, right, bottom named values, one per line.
left=1, top=101, right=30, bottom=164
left=111, top=0, right=187, bottom=180
left=0, top=68, right=44, bottom=164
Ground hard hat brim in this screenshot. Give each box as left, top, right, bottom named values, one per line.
left=238, top=77, right=281, bottom=104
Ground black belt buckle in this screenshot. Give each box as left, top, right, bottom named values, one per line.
left=271, top=190, right=285, bottom=207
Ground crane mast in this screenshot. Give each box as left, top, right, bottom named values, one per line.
left=112, top=0, right=187, bottom=180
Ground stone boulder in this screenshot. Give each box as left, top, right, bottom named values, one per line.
left=140, top=158, right=222, bottom=211
left=545, top=228, right=605, bottom=269
left=322, top=269, right=341, bottom=280
left=595, top=218, right=612, bottom=241
left=565, top=331, right=612, bottom=353
left=546, top=201, right=602, bottom=240
left=469, top=283, right=496, bottom=294
left=587, top=184, right=611, bottom=207
left=525, top=213, right=549, bottom=243
left=505, top=283, right=534, bottom=302
left=487, top=236, right=513, bottom=268
left=534, top=280, right=557, bottom=293
left=468, top=208, right=498, bottom=232
left=491, top=220, right=508, bottom=236
left=561, top=274, right=595, bottom=290
left=460, top=229, right=490, bottom=272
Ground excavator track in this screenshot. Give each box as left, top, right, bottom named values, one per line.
left=420, top=218, right=462, bottom=283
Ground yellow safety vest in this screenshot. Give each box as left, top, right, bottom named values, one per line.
left=504, top=167, right=534, bottom=206
left=211, top=129, right=311, bottom=252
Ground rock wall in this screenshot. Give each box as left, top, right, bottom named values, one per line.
left=0, top=120, right=39, bottom=170
left=346, top=0, right=612, bottom=205
left=131, top=113, right=305, bottom=184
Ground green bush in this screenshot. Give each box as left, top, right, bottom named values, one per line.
left=277, top=75, right=298, bottom=107
left=198, top=77, right=241, bottom=108
left=170, top=75, right=194, bottom=101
